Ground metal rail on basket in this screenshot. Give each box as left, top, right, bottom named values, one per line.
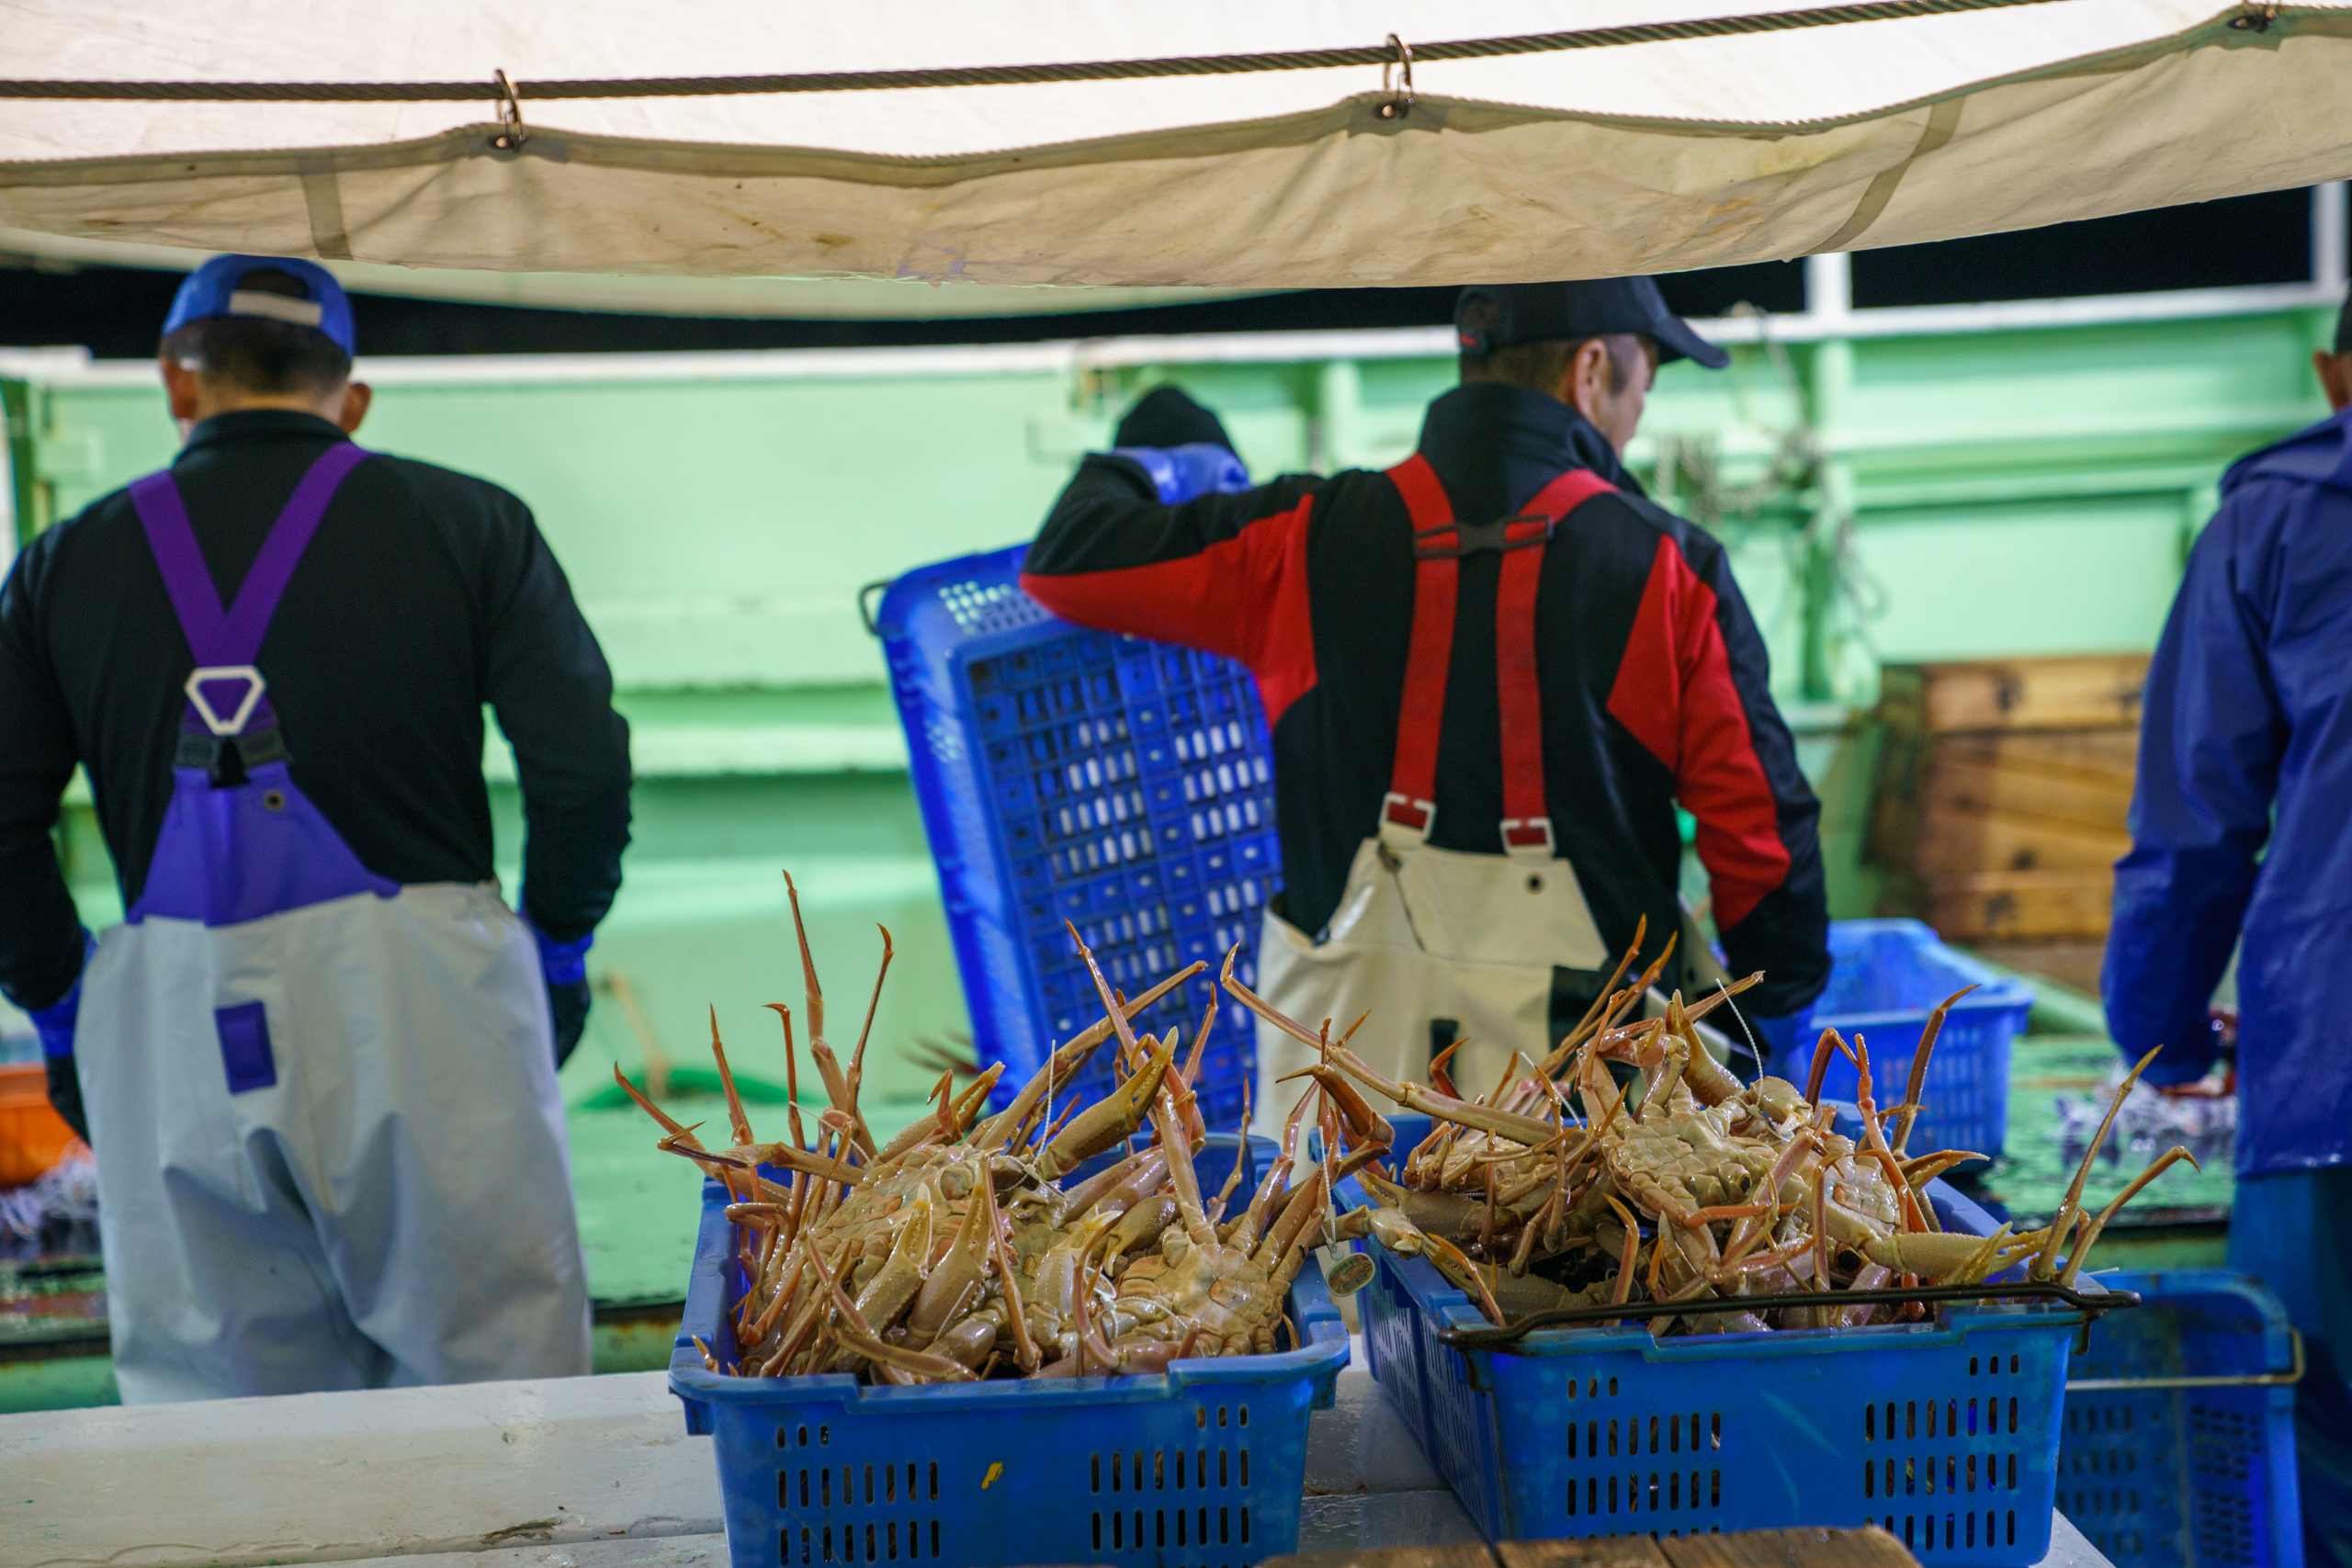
left=1434, top=1280, right=2142, bottom=1354
left=2065, top=1326, right=2305, bottom=1391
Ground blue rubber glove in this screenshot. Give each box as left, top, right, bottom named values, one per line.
left=524, top=912, right=594, bottom=1068
left=27, top=930, right=95, bottom=1058
left=28, top=931, right=96, bottom=1144
left=1111, top=443, right=1251, bottom=505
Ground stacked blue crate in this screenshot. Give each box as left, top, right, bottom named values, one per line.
left=876, top=545, right=1279, bottom=1127
left=2061, top=1270, right=2304, bottom=1568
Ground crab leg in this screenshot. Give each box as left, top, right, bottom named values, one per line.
left=809, top=1245, right=972, bottom=1382
left=846, top=924, right=893, bottom=1121
left=2058, top=1145, right=2200, bottom=1288
left=979, top=1171, right=1042, bottom=1373
left=1601, top=1195, right=1646, bottom=1325
left=1540, top=916, right=1649, bottom=1072
left=706, top=1007, right=757, bottom=1151
left=1899, top=1149, right=1986, bottom=1189
left=1665, top=990, right=1747, bottom=1107
left=1891, top=986, right=1974, bottom=1155
left=1073, top=930, right=1219, bottom=1248
left=1306, top=1037, right=1559, bottom=1148
left=760, top=1002, right=808, bottom=1154
left=1424, top=1234, right=1507, bottom=1325
left=610, top=1064, right=707, bottom=1152
left=2032, top=1046, right=2164, bottom=1280
left=784, top=872, right=877, bottom=1158
left=1225, top=950, right=1566, bottom=1142
left=1035, top=1027, right=1180, bottom=1180
left=972, top=964, right=1203, bottom=1151
left=1804, top=1025, right=1852, bottom=1105
left=1849, top=1033, right=1932, bottom=1235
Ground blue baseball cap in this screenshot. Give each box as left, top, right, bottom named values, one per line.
left=163, top=254, right=355, bottom=356
left=1455, top=277, right=1728, bottom=368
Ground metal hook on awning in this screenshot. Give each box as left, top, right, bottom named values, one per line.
left=2229, top=2, right=2282, bottom=28
left=491, top=69, right=528, bottom=150
left=1377, top=34, right=1413, bottom=119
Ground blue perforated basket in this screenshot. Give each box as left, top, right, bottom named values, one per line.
left=1345, top=1113, right=2088, bottom=1562
left=670, top=1134, right=1348, bottom=1568
left=874, top=546, right=1279, bottom=1128
left=1801, top=919, right=2035, bottom=1162
left=2059, top=1269, right=2304, bottom=1568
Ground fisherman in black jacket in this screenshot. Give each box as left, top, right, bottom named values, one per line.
left=1023, top=279, right=1827, bottom=1109
left=0, top=255, right=632, bottom=1402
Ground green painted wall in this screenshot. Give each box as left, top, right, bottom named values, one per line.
left=6, top=299, right=2339, bottom=1100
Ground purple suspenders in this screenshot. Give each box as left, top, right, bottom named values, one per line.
left=124, top=444, right=399, bottom=933
left=130, top=442, right=371, bottom=743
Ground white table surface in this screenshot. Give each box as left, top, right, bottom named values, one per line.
left=0, top=1338, right=2114, bottom=1568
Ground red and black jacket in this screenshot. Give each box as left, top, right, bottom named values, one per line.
left=1022, top=382, right=1829, bottom=1021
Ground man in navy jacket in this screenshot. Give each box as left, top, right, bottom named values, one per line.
left=2104, top=291, right=2352, bottom=1566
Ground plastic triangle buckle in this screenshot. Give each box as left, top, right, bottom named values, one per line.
left=185, top=665, right=266, bottom=737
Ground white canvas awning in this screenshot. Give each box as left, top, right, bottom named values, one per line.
left=2, top=0, right=2348, bottom=288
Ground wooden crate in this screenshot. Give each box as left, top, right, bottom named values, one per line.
left=1868, top=656, right=2144, bottom=941
left=1878, top=653, right=2150, bottom=734
left=1871, top=741, right=2132, bottom=872
left=1883, top=867, right=2117, bottom=942
left=1918, top=741, right=2134, bottom=834
left=1904, top=799, right=2129, bottom=875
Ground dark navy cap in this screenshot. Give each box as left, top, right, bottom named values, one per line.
left=163, top=254, right=355, bottom=356
left=1454, top=277, right=1728, bottom=369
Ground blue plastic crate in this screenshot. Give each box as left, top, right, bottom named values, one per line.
left=875, top=547, right=1279, bottom=1129
left=1344, top=1113, right=2086, bottom=1562
left=2060, top=1269, right=2303, bottom=1568
left=1798, top=919, right=2035, bottom=1161
left=670, top=1133, right=1347, bottom=1568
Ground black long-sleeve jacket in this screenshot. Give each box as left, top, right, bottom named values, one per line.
left=1022, top=383, right=1829, bottom=1020
left=0, top=409, right=633, bottom=1012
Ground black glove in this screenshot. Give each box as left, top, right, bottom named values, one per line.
left=548, top=977, right=592, bottom=1068
left=46, top=1055, right=90, bottom=1146
left=1114, top=386, right=1237, bottom=454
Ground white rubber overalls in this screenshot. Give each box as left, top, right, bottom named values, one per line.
left=74, top=444, right=592, bottom=1404
left=1255, top=455, right=1628, bottom=1113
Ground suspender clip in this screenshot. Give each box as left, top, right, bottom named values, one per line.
left=1382, top=792, right=1436, bottom=843
left=1500, top=816, right=1556, bottom=860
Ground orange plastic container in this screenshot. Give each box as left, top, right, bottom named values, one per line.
left=0, top=1062, right=79, bottom=1187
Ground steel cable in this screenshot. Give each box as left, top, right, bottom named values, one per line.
left=0, top=0, right=2083, bottom=102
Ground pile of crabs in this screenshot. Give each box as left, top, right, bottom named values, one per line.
left=1269, top=925, right=2191, bottom=1334
left=626, top=886, right=2189, bottom=1384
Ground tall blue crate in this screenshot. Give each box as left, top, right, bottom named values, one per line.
left=2061, top=1269, right=2304, bottom=1568
left=875, top=546, right=1280, bottom=1128
left=1802, top=919, right=2035, bottom=1160
left=1342, top=1113, right=2086, bottom=1562
left=670, top=1134, right=1349, bottom=1568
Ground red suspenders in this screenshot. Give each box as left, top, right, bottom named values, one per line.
left=1379, top=452, right=1616, bottom=855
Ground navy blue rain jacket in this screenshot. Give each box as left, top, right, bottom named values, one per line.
left=2104, top=401, right=2352, bottom=1177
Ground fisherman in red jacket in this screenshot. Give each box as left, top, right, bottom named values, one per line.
left=1023, top=279, right=1828, bottom=1109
